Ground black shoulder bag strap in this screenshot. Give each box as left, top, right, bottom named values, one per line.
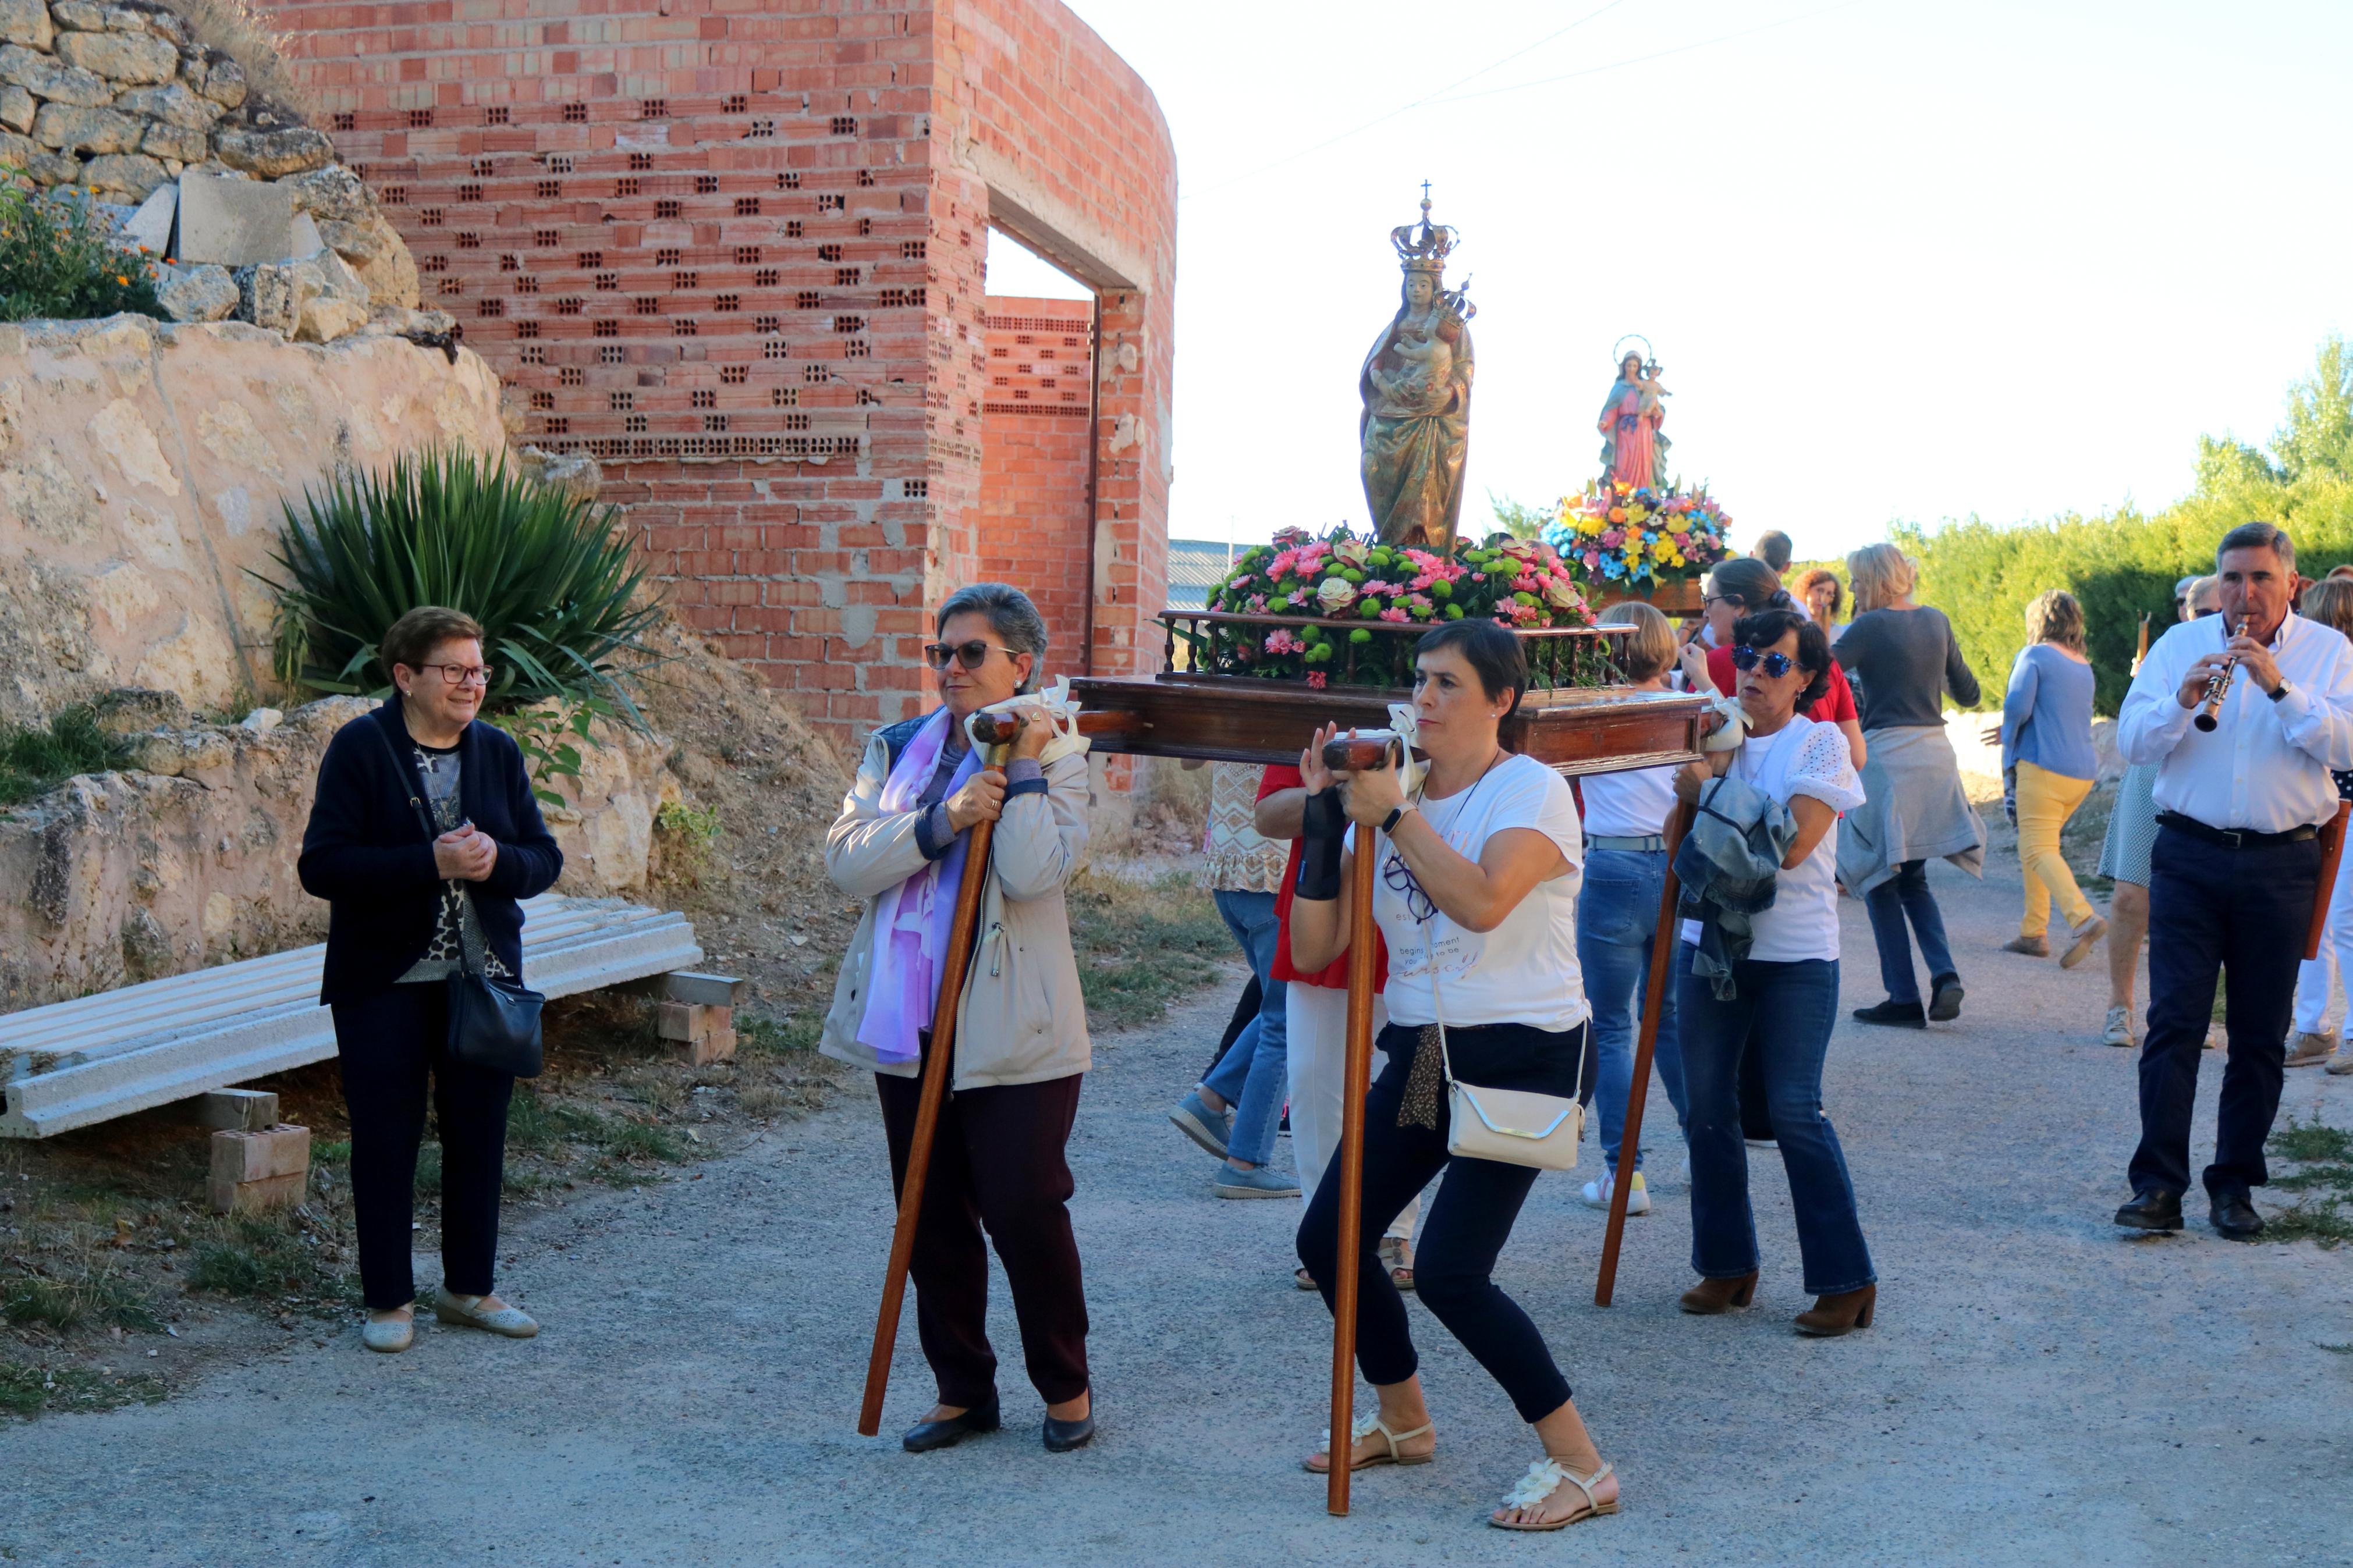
left=369, top=712, right=545, bottom=1078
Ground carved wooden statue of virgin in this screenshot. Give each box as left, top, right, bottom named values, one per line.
left=1358, top=190, right=1475, bottom=552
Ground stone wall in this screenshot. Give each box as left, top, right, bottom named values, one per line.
left=0, top=312, right=504, bottom=727
left=0, top=687, right=683, bottom=1011
left=262, top=0, right=1178, bottom=756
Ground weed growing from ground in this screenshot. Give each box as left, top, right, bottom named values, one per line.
left=0, top=1359, right=168, bottom=1418
left=2263, top=1118, right=2353, bottom=1246
left=1065, top=869, right=1233, bottom=1032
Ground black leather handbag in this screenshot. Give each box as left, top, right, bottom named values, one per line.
left=374, top=720, right=545, bottom=1078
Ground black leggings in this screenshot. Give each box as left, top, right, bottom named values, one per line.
left=1295, top=1031, right=1574, bottom=1424
left=332, top=985, right=516, bottom=1311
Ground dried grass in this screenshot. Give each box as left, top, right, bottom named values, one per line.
left=152, top=0, right=321, bottom=123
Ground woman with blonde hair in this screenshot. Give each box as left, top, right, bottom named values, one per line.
left=2291, top=575, right=2353, bottom=1072
left=1999, top=590, right=2105, bottom=965
left=1834, top=543, right=1986, bottom=1027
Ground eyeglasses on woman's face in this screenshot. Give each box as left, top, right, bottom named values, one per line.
left=923, top=639, right=1016, bottom=671
left=1729, top=645, right=1798, bottom=679
left=418, top=662, right=494, bottom=687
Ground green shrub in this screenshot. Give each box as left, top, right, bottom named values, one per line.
left=0, top=181, right=166, bottom=323
left=0, top=705, right=131, bottom=805
left=257, top=446, right=664, bottom=725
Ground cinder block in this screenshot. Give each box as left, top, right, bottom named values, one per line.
left=657, top=1000, right=729, bottom=1042
left=207, top=1123, right=310, bottom=1213
left=679, top=1026, right=736, bottom=1066
left=190, top=1087, right=278, bottom=1131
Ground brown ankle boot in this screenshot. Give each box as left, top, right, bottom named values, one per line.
left=1794, top=1283, right=1876, bottom=1336
left=1678, top=1271, right=1758, bottom=1314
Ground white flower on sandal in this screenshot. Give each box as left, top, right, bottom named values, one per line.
left=1501, top=1457, right=1567, bottom=1510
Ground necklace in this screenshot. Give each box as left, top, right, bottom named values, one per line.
left=1386, top=748, right=1510, bottom=924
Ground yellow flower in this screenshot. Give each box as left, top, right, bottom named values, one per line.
left=1577, top=512, right=1603, bottom=536
left=1626, top=507, right=1649, bottom=525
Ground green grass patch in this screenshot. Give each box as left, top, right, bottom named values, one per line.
left=506, top=1086, right=686, bottom=1163
left=0, top=705, right=130, bottom=806
left=1066, top=869, right=1234, bottom=1032
left=0, top=1272, right=161, bottom=1335
left=0, top=1360, right=168, bottom=1420
left=2273, top=1122, right=2353, bottom=1164
left=738, top=1013, right=821, bottom=1056
left=188, top=1215, right=357, bottom=1309
left=2263, top=1118, right=2353, bottom=1247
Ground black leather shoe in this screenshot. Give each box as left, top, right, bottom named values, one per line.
left=1928, top=973, right=1965, bottom=1022
left=1852, top=998, right=1926, bottom=1028
left=2210, top=1192, right=2265, bottom=1241
left=2114, top=1189, right=2184, bottom=1231
left=902, top=1395, right=1000, bottom=1453
left=1042, top=1408, right=1096, bottom=1453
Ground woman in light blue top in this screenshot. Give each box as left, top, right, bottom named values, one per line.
left=1999, top=590, right=2106, bottom=966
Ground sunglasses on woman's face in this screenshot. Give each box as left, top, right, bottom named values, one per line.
left=1730, top=645, right=1797, bottom=678
left=923, top=639, right=1014, bottom=670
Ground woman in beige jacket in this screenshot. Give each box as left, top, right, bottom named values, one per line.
left=820, top=582, right=1096, bottom=1456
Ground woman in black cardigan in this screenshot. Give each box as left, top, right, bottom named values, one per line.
left=299, top=606, right=563, bottom=1354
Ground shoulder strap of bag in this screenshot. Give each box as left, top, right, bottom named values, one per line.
left=371, top=712, right=490, bottom=981
left=1413, top=816, right=1589, bottom=1098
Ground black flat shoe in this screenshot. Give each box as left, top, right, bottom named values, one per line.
left=1042, top=1408, right=1096, bottom=1453
left=1928, top=973, right=1964, bottom=1022
left=2114, top=1189, right=2183, bottom=1232
left=1852, top=998, right=1926, bottom=1029
left=902, top=1395, right=1000, bottom=1453
left=2210, top=1192, right=2265, bottom=1242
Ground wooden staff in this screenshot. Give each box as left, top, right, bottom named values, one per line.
left=1594, top=797, right=1697, bottom=1307
left=856, top=733, right=1007, bottom=1437
left=2306, top=799, right=2351, bottom=961
left=1328, top=817, right=1380, bottom=1516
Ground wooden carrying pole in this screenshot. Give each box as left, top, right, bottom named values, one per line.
left=856, top=749, right=1003, bottom=1437
left=2306, top=799, right=2351, bottom=961
left=1595, top=797, right=1697, bottom=1307
left=1328, top=826, right=1380, bottom=1516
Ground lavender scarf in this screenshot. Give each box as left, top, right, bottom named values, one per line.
left=856, top=709, right=985, bottom=1064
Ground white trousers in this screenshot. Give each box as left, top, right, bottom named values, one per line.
left=1285, top=983, right=1418, bottom=1242
left=2294, top=855, right=2353, bottom=1034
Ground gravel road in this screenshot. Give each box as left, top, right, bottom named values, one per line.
left=5, top=855, right=2351, bottom=1566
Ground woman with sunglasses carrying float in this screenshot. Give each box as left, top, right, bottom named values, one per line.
left=819, top=583, right=1098, bottom=1455
left=1673, top=607, right=1878, bottom=1335
left=1289, top=617, right=1620, bottom=1533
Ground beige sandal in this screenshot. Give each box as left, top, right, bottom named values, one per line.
left=1489, top=1458, right=1619, bottom=1531
left=1303, top=1409, right=1435, bottom=1473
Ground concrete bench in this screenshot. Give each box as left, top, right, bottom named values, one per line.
left=0, top=895, right=719, bottom=1139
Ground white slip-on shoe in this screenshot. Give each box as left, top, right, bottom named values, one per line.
left=2102, top=1005, right=2134, bottom=1047
left=361, top=1313, right=414, bottom=1354
left=1578, top=1171, right=1649, bottom=1215
left=431, top=1286, right=539, bottom=1338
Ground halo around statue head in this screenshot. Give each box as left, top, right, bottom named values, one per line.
left=1612, top=335, right=1659, bottom=378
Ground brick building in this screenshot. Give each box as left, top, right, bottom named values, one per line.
left=267, top=0, right=1176, bottom=756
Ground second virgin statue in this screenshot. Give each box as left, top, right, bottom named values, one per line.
left=1360, top=190, right=1474, bottom=552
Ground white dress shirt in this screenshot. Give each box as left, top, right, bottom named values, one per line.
left=2117, top=610, right=2353, bottom=831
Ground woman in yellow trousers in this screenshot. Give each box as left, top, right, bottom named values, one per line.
left=2000, top=591, right=2107, bottom=968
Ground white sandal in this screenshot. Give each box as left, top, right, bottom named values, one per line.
left=1489, top=1457, right=1619, bottom=1531
left=1304, top=1408, right=1436, bottom=1473
left=430, top=1287, right=540, bottom=1339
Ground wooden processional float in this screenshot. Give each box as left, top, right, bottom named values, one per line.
left=857, top=609, right=1708, bottom=1518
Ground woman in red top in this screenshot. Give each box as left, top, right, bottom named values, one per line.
left=1687, top=557, right=1866, bottom=771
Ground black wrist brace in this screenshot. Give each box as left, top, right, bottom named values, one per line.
left=1294, top=788, right=1346, bottom=901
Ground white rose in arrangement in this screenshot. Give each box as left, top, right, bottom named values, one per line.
left=1333, top=538, right=1371, bottom=568
left=1316, top=577, right=1358, bottom=614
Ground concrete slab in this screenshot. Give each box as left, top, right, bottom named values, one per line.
left=173, top=170, right=291, bottom=268
left=117, top=178, right=173, bottom=256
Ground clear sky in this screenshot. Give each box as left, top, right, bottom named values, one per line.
left=981, top=0, right=2353, bottom=561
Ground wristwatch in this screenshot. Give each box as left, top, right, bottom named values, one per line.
left=1380, top=801, right=1418, bottom=835
left=2270, top=678, right=2292, bottom=703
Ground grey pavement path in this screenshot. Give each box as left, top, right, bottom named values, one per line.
left=6, top=853, right=2353, bottom=1566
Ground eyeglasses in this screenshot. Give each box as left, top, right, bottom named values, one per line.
left=1729, top=645, right=1797, bottom=678
left=923, top=639, right=1017, bottom=670
left=1382, top=847, right=1436, bottom=925
left=419, top=663, right=494, bottom=687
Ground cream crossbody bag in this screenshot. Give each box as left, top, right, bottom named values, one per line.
left=1419, top=867, right=1589, bottom=1172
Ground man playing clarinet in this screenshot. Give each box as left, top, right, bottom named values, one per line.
left=2114, top=522, right=2353, bottom=1239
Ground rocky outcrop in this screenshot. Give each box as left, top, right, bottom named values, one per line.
left=0, top=688, right=686, bottom=1012
left=0, top=312, right=505, bottom=727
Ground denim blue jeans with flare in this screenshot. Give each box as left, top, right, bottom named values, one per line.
left=1575, top=847, right=1687, bottom=1174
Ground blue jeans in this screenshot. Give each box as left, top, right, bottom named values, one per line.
left=1204, top=889, right=1289, bottom=1167
left=1574, top=848, right=1686, bottom=1173
left=1678, top=956, right=1875, bottom=1295
left=1863, top=859, right=1957, bottom=1004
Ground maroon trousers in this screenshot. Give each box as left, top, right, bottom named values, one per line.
left=875, top=1052, right=1089, bottom=1409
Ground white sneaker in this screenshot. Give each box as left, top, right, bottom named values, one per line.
left=1578, top=1171, right=1649, bottom=1215
left=2102, top=1005, right=2134, bottom=1048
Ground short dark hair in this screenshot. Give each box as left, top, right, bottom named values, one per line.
left=1417, top=617, right=1528, bottom=715
left=936, top=581, right=1048, bottom=692
left=1708, top=556, right=1794, bottom=613
left=2218, top=520, right=2295, bottom=572
left=1731, top=607, right=1831, bottom=707
left=382, top=606, right=485, bottom=675
left=1752, top=530, right=1794, bottom=573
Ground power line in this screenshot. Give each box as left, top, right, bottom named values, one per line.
left=1181, top=0, right=1634, bottom=202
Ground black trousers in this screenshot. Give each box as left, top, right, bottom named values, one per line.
left=1296, top=1029, right=1574, bottom=1424
left=875, top=1046, right=1090, bottom=1409
left=2132, top=824, right=2320, bottom=1199
left=331, top=984, right=516, bottom=1311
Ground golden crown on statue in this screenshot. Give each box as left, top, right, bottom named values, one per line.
left=1390, top=182, right=1457, bottom=275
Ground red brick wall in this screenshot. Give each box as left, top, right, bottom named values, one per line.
left=266, top=0, right=1175, bottom=758
left=977, top=297, right=1093, bottom=667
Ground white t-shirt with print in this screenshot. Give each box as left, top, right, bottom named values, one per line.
left=1730, top=714, right=1866, bottom=963
left=1353, top=752, right=1589, bottom=1032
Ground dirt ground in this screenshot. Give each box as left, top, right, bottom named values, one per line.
left=3, top=837, right=2349, bottom=1566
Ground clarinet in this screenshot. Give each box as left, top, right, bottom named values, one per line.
left=2192, top=616, right=2249, bottom=733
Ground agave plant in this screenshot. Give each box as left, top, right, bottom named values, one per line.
left=257, top=446, right=663, bottom=730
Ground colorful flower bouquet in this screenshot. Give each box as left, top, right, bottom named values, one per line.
left=1173, top=525, right=1616, bottom=692
left=1543, top=482, right=1733, bottom=595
